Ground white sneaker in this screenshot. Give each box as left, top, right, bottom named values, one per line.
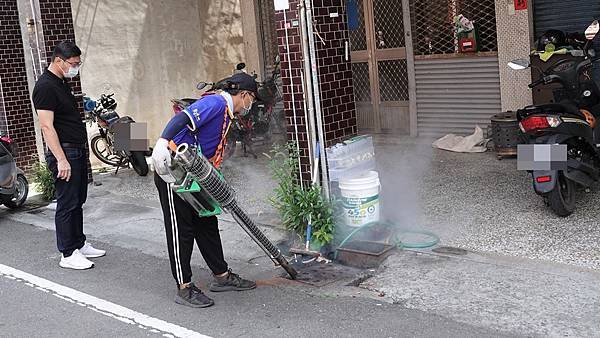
left=59, top=249, right=94, bottom=270
left=80, top=242, right=106, bottom=258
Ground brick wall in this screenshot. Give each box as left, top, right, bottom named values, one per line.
left=0, top=0, right=38, bottom=171
left=275, top=0, right=357, bottom=181
left=38, top=0, right=92, bottom=182
left=38, top=0, right=84, bottom=115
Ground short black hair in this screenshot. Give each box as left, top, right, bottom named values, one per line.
left=223, top=88, right=241, bottom=96
left=52, top=41, right=81, bottom=62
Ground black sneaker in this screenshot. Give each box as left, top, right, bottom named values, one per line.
left=175, top=283, right=214, bottom=308
left=209, top=269, right=257, bottom=292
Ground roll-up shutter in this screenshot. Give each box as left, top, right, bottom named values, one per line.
left=415, top=56, right=501, bottom=137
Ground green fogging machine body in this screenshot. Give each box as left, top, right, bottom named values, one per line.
left=161, top=143, right=297, bottom=279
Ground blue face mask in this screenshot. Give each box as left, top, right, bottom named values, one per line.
left=64, top=65, right=80, bottom=78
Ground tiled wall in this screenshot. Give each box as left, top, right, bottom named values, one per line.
left=0, top=0, right=38, bottom=170
left=275, top=0, right=357, bottom=180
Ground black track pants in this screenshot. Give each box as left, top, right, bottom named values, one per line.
left=154, top=173, right=228, bottom=286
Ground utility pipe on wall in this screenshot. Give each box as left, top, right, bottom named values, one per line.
left=29, top=0, right=45, bottom=79
left=304, top=0, right=330, bottom=199
left=298, top=2, right=317, bottom=183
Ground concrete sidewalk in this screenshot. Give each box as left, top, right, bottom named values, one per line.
left=9, top=166, right=288, bottom=280
left=362, top=249, right=600, bottom=337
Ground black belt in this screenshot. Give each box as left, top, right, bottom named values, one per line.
left=61, top=142, right=87, bottom=149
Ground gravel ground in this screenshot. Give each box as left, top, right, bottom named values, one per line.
left=372, top=135, right=600, bottom=270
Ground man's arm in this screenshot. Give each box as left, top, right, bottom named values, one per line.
left=38, top=110, right=71, bottom=182
left=152, top=99, right=219, bottom=176
left=160, top=112, right=193, bottom=140
left=152, top=112, right=192, bottom=177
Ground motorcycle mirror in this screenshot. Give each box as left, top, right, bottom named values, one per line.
left=585, top=20, right=600, bottom=40
left=196, top=82, right=208, bottom=90
left=508, top=58, right=530, bottom=70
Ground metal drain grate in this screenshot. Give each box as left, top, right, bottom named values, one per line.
left=284, top=262, right=361, bottom=287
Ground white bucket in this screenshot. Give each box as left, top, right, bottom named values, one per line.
left=339, top=171, right=380, bottom=227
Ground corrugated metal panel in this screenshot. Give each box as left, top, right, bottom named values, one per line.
left=534, top=1, right=600, bottom=39
left=533, top=1, right=600, bottom=83
left=415, top=56, right=501, bottom=137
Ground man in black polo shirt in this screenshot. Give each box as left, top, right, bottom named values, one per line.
left=33, top=41, right=105, bottom=270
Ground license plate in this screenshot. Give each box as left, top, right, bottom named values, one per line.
left=517, top=144, right=567, bottom=171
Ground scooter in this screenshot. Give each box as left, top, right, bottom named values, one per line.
left=509, top=20, right=600, bottom=216
left=84, top=92, right=150, bottom=176
left=0, top=134, right=29, bottom=209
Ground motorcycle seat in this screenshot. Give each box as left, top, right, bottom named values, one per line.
left=100, top=110, right=120, bottom=125
left=108, top=116, right=136, bottom=133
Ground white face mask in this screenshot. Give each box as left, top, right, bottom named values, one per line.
left=241, top=94, right=253, bottom=115
left=64, top=65, right=80, bottom=78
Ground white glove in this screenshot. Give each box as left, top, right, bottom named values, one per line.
left=152, top=138, right=172, bottom=176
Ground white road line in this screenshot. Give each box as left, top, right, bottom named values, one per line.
left=0, top=263, right=210, bottom=338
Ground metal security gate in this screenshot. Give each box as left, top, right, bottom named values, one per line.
left=349, top=0, right=414, bottom=134
left=409, top=0, right=501, bottom=137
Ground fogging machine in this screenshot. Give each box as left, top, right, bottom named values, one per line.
left=160, top=143, right=297, bottom=279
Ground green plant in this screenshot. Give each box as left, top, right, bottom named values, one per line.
left=31, top=161, right=55, bottom=201
left=268, top=143, right=335, bottom=245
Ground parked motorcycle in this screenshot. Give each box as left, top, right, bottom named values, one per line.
left=171, top=59, right=284, bottom=159
left=84, top=92, right=150, bottom=176
left=509, top=20, right=600, bottom=216
left=0, top=134, right=28, bottom=209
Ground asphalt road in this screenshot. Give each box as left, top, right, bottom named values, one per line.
left=0, top=218, right=516, bottom=338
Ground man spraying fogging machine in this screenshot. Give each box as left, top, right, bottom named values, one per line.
left=152, top=73, right=296, bottom=308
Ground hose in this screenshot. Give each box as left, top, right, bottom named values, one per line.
left=333, top=221, right=440, bottom=259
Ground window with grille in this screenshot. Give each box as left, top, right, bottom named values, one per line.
left=410, top=0, right=498, bottom=56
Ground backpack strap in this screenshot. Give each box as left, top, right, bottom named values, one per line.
left=208, top=104, right=232, bottom=169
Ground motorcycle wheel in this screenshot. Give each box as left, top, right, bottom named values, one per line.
left=4, top=174, right=28, bottom=209
left=91, top=134, right=125, bottom=167
left=128, top=151, right=149, bottom=176
left=547, top=173, right=575, bottom=217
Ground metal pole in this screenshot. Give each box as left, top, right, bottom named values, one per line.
left=282, top=8, right=304, bottom=190
left=298, top=2, right=317, bottom=182
left=30, top=0, right=44, bottom=78
left=401, top=0, right=418, bottom=136
left=300, top=71, right=314, bottom=173
left=305, top=0, right=330, bottom=199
